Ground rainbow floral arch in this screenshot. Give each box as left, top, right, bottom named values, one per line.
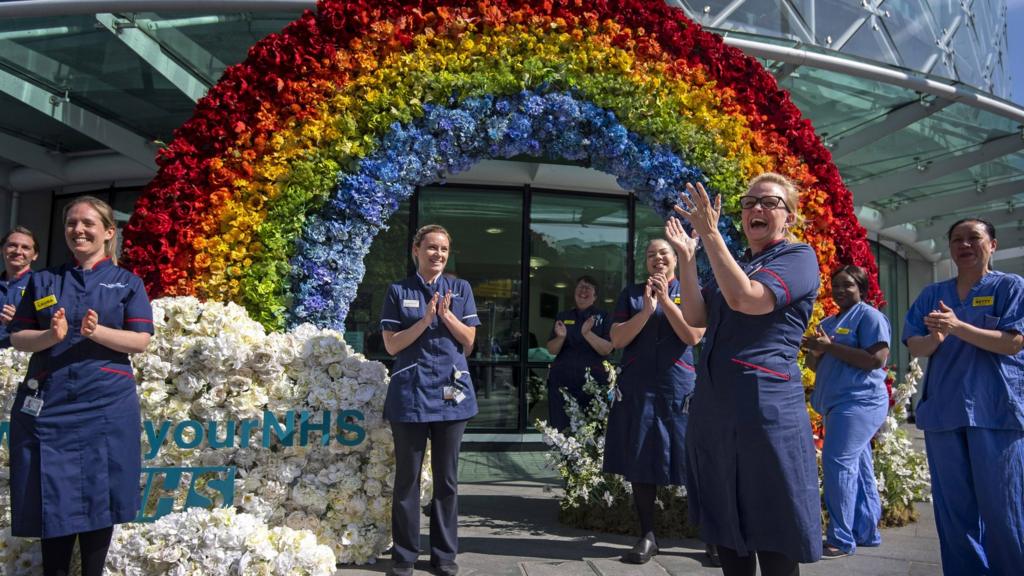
left=121, top=0, right=881, bottom=332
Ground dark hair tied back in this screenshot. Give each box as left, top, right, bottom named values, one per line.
left=947, top=218, right=996, bottom=241
left=831, top=264, right=869, bottom=295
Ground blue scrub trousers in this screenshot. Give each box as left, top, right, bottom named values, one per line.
left=822, top=398, right=887, bottom=553
left=925, top=427, right=1024, bottom=576
left=390, top=419, right=468, bottom=565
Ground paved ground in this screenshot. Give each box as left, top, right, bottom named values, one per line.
left=337, top=430, right=941, bottom=576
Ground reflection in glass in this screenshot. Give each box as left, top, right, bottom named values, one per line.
left=530, top=192, right=628, bottom=353
left=419, top=187, right=523, bottom=431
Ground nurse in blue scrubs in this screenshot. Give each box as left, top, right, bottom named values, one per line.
left=671, top=173, right=822, bottom=576
left=602, top=235, right=704, bottom=564
left=803, top=265, right=890, bottom=559
left=904, top=218, right=1024, bottom=576
left=380, top=224, right=479, bottom=576
left=545, top=275, right=613, bottom=431
left=0, top=226, right=38, bottom=348
left=9, top=196, right=153, bottom=576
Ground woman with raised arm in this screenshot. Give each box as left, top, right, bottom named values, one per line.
left=9, top=196, right=153, bottom=576
left=379, top=224, right=479, bottom=576
left=669, top=173, right=822, bottom=576
left=545, top=275, right=613, bottom=431
left=802, top=265, right=890, bottom=559
left=602, top=233, right=704, bottom=565
left=0, top=226, right=39, bottom=348
left=904, top=218, right=1024, bottom=576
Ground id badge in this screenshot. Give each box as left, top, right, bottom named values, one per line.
left=443, top=386, right=466, bottom=404
left=21, top=396, right=43, bottom=417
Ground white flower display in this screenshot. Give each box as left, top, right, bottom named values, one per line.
left=0, top=297, right=430, bottom=574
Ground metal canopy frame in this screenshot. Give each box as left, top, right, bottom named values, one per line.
left=0, top=1, right=1020, bottom=268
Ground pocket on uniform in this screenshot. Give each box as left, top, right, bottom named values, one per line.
left=983, top=314, right=1001, bottom=330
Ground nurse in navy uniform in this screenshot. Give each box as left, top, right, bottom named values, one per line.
left=672, top=173, right=822, bottom=576
left=545, top=275, right=613, bottom=431
left=9, top=196, right=153, bottom=576
left=379, top=224, right=479, bottom=576
left=0, top=226, right=39, bottom=348
left=602, top=234, right=704, bottom=564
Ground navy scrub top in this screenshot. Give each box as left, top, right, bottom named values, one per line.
left=685, top=240, right=823, bottom=563
left=548, top=306, right=611, bottom=389
left=602, top=279, right=696, bottom=485
left=0, top=268, right=32, bottom=348
left=8, top=258, right=153, bottom=538
left=380, top=273, right=481, bottom=423
left=902, top=271, right=1024, bottom=432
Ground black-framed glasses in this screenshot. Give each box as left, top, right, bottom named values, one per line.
left=739, top=195, right=788, bottom=210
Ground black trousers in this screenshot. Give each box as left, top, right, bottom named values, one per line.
left=717, top=545, right=800, bottom=576
left=390, top=419, right=468, bottom=564
left=42, top=526, right=114, bottom=576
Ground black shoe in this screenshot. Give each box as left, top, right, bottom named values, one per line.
left=705, top=543, right=721, bottom=567
left=622, top=534, right=658, bottom=564
left=388, top=561, right=415, bottom=576
left=430, top=560, right=459, bottom=576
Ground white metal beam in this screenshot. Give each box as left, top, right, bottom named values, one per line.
left=0, top=67, right=158, bottom=169
left=828, top=98, right=953, bottom=159
left=0, top=0, right=313, bottom=18
left=914, top=204, right=1024, bottom=243
left=850, top=132, right=1024, bottom=204
left=722, top=37, right=1024, bottom=124
left=881, top=179, right=1024, bottom=226
left=95, top=13, right=209, bottom=102
left=0, top=132, right=67, bottom=180
left=136, top=15, right=231, bottom=82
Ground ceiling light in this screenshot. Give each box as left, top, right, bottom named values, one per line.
left=486, top=227, right=503, bottom=234
left=554, top=282, right=567, bottom=289
left=529, top=256, right=548, bottom=268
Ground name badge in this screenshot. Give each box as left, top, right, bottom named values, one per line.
left=34, top=294, right=57, bottom=311
left=835, top=327, right=850, bottom=335
left=673, top=296, right=682, bottom=304
left=21, top=396, right=43, bottom=417
left=563, top=320, right=575, bottom=325
left=402, top=299, right=419, bottom=308
left=972, top=296, right=994, bottom=307
left=443, top=386, right=466, bottom=404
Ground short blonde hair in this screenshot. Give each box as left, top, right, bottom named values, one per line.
left=747, top=172, right=804, bottom=241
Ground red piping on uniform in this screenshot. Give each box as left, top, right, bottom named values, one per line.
left=100, top=366, right=134, bottom=377
left=622, top=356, right=637, bottom=367
left=674, top=359, right=696, bottom=372
left=756, top=268, right=791, bottom=305
left=730, top=358, right=790, bottom=380
left=125, top=318, right=153, bottom=323
left=12, top=316, right=37, bottom=324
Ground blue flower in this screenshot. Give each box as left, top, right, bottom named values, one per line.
left=287, top=90, right=741, bottom=329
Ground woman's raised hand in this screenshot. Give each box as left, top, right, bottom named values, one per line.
left=81, top=309, right=99, bottom=338
left=553, top=320, right=567, bottom=338
left=665, top=217, right=699, bottom=263
left=423, top=292, right=439, bottom=325
left=673, top=182, right=721, bottom=238
left=50, top=308, right=68, bottom=342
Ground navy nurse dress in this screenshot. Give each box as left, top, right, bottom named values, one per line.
left=685, top=240, right=822, bottom=562
left=546, top=306, right=611, bottom=430
left=379, top=273, right=481, bottom=423
left=8, top=258, right=153, bottom=538
left=602, top=279, right=696, bottom=485
left=0, top=268, right=32, bottom=348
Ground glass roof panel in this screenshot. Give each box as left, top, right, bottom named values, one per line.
left=0, top=91, right=103, bottom=153
left=950, top=22, right=983, bottom=89
left=841, top=16, right=899, bottom=66
left=881, top=0, right=939, bottom=71
left=0, top=14, right=195, bottom=140
left=775, top=66, right=917, bottom=140
left=838, top=101, right=1022, bottom=181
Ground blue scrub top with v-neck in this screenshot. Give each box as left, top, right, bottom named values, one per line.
left=810, top=301, right=891, bottom=415
left=903, top=270, right=1024, bottom=432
